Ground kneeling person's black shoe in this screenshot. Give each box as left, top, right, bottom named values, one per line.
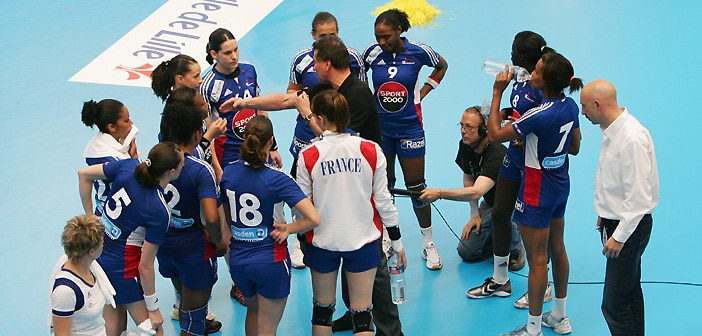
left=331, top=311, right=353, bottom=332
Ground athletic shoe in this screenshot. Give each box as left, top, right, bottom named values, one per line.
left=514, top=282, right=553, bottom=309
left=331, top=311, right=353, bottom=332
left=466, top=277, right=512, bottom=299
left=230, top=285, right=248, bottom=306
left=500, top=324, right=543, bottom=336
left=290, top=239, right=306, bottom=269
left=541, top=311, right=572, bottom=335
left=509, top=245, right=526, bottom=271
left=206, top=318, right=223, bottom=334
left=171, top=304, right=217, bottom=321
left=422, top=241, right=443, bottom=270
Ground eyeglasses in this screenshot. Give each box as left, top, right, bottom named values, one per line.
left=457, top=123, right=479, bottom=131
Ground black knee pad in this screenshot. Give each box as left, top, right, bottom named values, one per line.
left=351, top=306, right=374, bottom=333
left=311, top=300, right=335, bottom=326
left=406, top=179, right=428, bottom=208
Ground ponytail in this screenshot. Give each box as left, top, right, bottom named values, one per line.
left=206, top=28, right=236, bottom=65
left=150, top=54, right=198, bottom=102
left=134, top=142, right=182, bottom=187
left=81, top=99, right=125, bottom=134
left=311, top=90, right=349, bottom=132
left=239, top=115, right=273, bottom=169
left=541, top=53, right=583, bottom=95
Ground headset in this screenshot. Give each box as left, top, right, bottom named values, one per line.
left=465, top=105, right=488, bottom=138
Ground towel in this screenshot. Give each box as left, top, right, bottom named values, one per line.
left=83, top=125, right=139, bottom=160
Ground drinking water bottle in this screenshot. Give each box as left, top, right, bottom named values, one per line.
left=482, top=59, right=531, bottom=82
left=388, top=250, right=407, bottom=304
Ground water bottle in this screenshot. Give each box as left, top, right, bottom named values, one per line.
left=482, top=59, right=531, bottom=82
left=388, top=250, right=407, bottom=304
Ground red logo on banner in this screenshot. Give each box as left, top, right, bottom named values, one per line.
left=114, top=63, right=154, bottom=80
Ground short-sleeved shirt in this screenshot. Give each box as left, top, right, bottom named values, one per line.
left=455, top=140, right=507, bottom=207
left=288, top=46, right=366, bottom=157
left=363, top=38, right=441, bottom=131
left=97, top=159, right=170, bottom=279
left=505, top=81, right=543, bottom=172
left=160, top=153, right=219, bottom=261
left=200, top=63, right=261, bottom=165
left=220, top=160, right=307, bottom=265
left=51, top=268, right=106, bottom=335
left=512, top=96, right=580, bottom=207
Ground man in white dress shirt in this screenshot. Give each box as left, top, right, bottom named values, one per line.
left=580, top=79, right=659, bottom=336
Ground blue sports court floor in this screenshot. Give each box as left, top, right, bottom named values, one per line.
left=1, top=0, right=701, bottom=334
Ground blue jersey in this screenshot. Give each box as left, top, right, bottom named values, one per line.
left=159, top=153, right=219, bottom=262
left=200, top=62, right=261, bottom=166
left=86, top=156, right=118, bottom=217
left=96, top=159, right=170, bottom=279
left=288, top=46, right=366, bottom=157
left=363, top=38, right=441, bottom=131
left=220, top=160, right=307, bottom=265
left=512, top=96, right=579, bottom=207
left=506, top=81, right=543, bottom=171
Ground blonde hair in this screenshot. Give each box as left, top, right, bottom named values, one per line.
left=61, top=215, right=104, bottom=262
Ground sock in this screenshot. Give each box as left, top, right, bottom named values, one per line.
left=493, top=255, right=509, bottom=284
left=526, top=314, right=542, bottom=335
left=551, top=297, right=567, bottom=321
left=420, top=227, right=433, bottom=245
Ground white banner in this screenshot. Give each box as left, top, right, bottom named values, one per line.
left=69, top=0, right=283, bottom=87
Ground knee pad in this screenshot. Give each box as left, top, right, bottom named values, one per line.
left=311, top=300, right=335, bottom=326
left=181, top=304, right=207, bottom=336
left=406, top=180, right=428, bottom=208
left=350, top=306, right=374, bottom=333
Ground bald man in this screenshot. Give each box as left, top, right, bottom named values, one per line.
left=581, top=80, right=659, bottom=336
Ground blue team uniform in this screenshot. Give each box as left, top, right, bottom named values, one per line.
left=96, top=159, right=170, bottom=304
left=501, top=81, right=543, bottom=181
left=157, top=153, right=219, bottom=290
left=220, top=160, right=307, bottom=299
left=200, top=63, right=261, bottom=166
left=86, top=157, right=118, bottom=217
left=288, top=46, right=366, bottom=157
left=362, top=38, right=441, bottom=157
left=511, top=96, right=580, bottom=227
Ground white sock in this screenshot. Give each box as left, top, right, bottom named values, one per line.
left=552, top=297, right=567, bottom=321
left=420, top=226, right=433, bottom=245
left=493, top=255, right=509, bottom=284
left=527, top=314, right=542, bottom=335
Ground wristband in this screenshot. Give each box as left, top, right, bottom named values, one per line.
left=425, top=76, right=440, bottom=89
left=271, top=137, right=278, bottom=151
left=144, top=293, right=159, bottom=311
left=391, top=239, right=404, bottom=253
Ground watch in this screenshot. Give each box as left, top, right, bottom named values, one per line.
left=302, top=114, right=313, bottom=124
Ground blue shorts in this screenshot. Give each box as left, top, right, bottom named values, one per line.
left=499, top=148, right=523, bottom=182
left=108, top=274, right=143, bottom=305
left=512, top=198, right=567, bottom=228
left=304, top=240, right=382, bottom=274
left=229, top=258, right=291, bottom=300
left=158, top=254, right=218, bottom=290
left=382, top=127, right=425, bottom=159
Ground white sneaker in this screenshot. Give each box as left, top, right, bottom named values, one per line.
left=514, top=282, right=553, bottom=309
left=421, top=241, right=442, bottom=270
left=289, top=238, right=306, bottom=269
left=500, top=324, right=543, bottom=336
left=541, top=311, right=572, bottom=334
